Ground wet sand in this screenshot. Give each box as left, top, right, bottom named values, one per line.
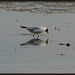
left=0, top=1, right=75, bottom=73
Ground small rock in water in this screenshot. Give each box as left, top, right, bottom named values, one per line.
left=59, top=43, right=65, bottom=45
left=66, top=43, right=70, bottom=47
left=55, top=27, right=57, bottom=30
left=55, top=27, right=60, bottom=31
left=56, top=53, right=65, bottom=56
left=60, top=53, right=65, bottom=56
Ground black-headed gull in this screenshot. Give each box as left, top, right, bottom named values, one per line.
left=20, top=26, right=49, bottom=38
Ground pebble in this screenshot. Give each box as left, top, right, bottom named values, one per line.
left=66, top=43, right=70, bottom=47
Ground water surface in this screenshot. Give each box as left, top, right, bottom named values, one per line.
left=0, top=1, right=75, bottom=73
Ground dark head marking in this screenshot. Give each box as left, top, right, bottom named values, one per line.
left=46, top=28, right=49, bottom=34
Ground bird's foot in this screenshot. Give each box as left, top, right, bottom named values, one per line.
left=37, top=34, right=39, bottom=39
left=33, top=34, right=39, bottom=39
left=33, top=34, right=35, bottom=39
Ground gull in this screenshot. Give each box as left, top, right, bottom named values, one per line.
left=20, top=26, right=49, bottom=38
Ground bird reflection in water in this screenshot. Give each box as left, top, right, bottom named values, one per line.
left=20, top=38, right=49, bottom=47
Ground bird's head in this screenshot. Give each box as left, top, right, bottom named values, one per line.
left=46, top=28, right=49, bottom=34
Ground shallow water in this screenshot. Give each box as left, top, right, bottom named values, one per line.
left=0, top=1, right=75, bottom=73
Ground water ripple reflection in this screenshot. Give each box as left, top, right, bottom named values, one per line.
left=0, top=2, right=75, bottom=14
left=20, top=38, right=49, bottom=47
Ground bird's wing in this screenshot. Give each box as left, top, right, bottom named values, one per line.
left=33, top=29, right=42, bottom=33
left=27, top=27, right=39, bottom=30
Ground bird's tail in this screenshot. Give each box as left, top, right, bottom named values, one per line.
left=20, top=26, right=27, bottom=28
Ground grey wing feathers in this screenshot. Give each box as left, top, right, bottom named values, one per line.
left=27, top=27, right=41, bottom=33
left=27, top=27, right=39, bottom=31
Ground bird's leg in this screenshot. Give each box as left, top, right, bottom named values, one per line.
left=37, top=34, right=39, bottom=39
left=33, top=34, right=35, bottom=39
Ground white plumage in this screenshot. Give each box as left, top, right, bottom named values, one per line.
left=20, top=26, right=49, bottom=38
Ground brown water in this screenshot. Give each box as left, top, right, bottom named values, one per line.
left=0, top=1, right=75, bottom=73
